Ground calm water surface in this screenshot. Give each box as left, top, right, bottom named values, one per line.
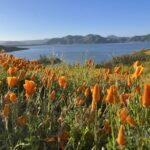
left=8, top=42, right=150, bottom=64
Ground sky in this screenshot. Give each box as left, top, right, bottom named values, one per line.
left=0, top=0, right=150, bottom=41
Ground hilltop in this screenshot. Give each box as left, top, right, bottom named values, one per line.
left=1, top=34, right=150, bottom=46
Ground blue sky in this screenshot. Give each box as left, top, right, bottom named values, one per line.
left=0, top=0, right=150, bottom=40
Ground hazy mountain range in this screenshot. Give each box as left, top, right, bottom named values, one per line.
left=1, top=34, right=150, bottom=46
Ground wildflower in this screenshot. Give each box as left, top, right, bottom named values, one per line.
left=133, top=61, right=141, bottom=69
left=120, top=93, right=132, bottom=105
left=127, top=76, right=132, bottom=87
left=75, top=96, right=83, bottom=105
left=103, top=119, right=111, bottom=134
left=104, top=68, right=112, bottom=75
left=132, top=65, right=144, bottom=79
left=57, top=116, right=63, bottom=124
left=7, top=76, right=17, bottom=88
left=142, top=84, right=150, bottom=107
left=84, top=88, right=90, bottom=97
left=91, top=100, right=97, bottom=112
left=116, top=108, right=128, bottom=123
left=41, top=77, right=47, bottom=86
left=117, top=125, right=126, bottom=145
left=114, top=66, right=121, bottom=74
left=3, top=104, right=9, bottom=118
left=136, top=85, right=140, bottom=95
left=23, top=80, right=37, bottom=98
left=126, top=116, right=137, bottom=127
left=58, top=76, right=67, bottom=89
left=92, top=83, right=100, bottom=102
left=4, top=92, right=10, bottom=100
left=9, top=92, right=17, bottom=103
left=17, top=116, right=27, bottom=126
left=91, top=84, right=100, bottom=112
left=46, top=137, right=56, bottom=143
left=58, top=131, right=69, bottom=150
left=50, top=90, right=56, bottom=101
left=7, top=67, right=17, bottom=76
left=105, top=85, right=117, bottom=104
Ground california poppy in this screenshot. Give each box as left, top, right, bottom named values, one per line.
left=75, top=96, right=83, bottom=105
left=84, top=88, right=90, bottom=97
left=92, top=83, right=100, bottom=102
left=9, top=92, right=17, bottom=103
left=50, top=90, right=56, bottom=101
left=17, top=116, right=27, bottom=126
left=105, top=85, right=117, bottom=104
left=7, top=76, right=17, bottom=88
left=127, top=76, right=132, bottom=87
left=132, top=65, right=144, bottom=79
left=3, top=104, right=9, bottom=118
left=117, top=125, right=126, bottom=145
left=114, top=66, right=121, bottom=74
left=23, top=80, right=37, bottom=98
left=7, top=67, right=17, bottom=76
left=126, top=116, right=137, bottom=127
left=142, top=84, right=150, bottom=107
left=58, top=76, right=67, bottom=89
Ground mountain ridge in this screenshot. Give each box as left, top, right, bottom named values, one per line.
left=1, top=34, right=150, bottom=46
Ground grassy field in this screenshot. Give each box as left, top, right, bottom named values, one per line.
left=0, top=49, right=150, bottom=150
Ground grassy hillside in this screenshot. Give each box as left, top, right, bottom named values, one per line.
left=0, top=49, right=150, bottom=149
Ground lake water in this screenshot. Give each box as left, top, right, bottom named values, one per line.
left=8, top=42, right=150, bottom=64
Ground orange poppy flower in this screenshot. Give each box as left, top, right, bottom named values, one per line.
left=126, top=116, right=137, bottom=127
left=114, top=66, right=121, bottom=74
left=50, top=90, right=56, bottom=101
left=136, top=85, right=140, bottom=95
left=7, top=67, right=17, bottom=76
left=46, top=137, right=56, bottom=143
left=58, top=131, right=69, bottom=142
left=17, top=116, right=27, bottom=126
left=133, top=61, right=141, bottom=69
left=116, top=108, right=128, bottom=123
left=23, top=80, right=37, bottom=98
left=3, top=104, right=9, bottom=118
left=9, top=92, right=17, bottom=103
left=142, top=84, right=150, bottom=107
left=127, top=76, right=132, bottom=87
left=58, top=76, right=67, bottom=89
left=117, top=125, right=126, bottom=145
left=41, top=77, right=47, bottom=86
left=4, top=92, right=10, bottom=100
left=84, top=88, right=90, bottom=97
left=7, top=76, right=17, bottom=88
left=57, top=116, right=63, bottom=124
left=103, top=119, right=112, bottom=134
left=104, top=68, right=112, bottom=75
left=92, top=83, right=100, bottom=102
left=120, top=93, right=132, bottom=105
left=91, top=101, right=97, bottom=112
left=105, top=85, right=117, bottom=104
left=120, top=108, right=128, bottom=123
left=75, top=96, right=83, bottom=105
left=132, top=65, right=144, bottom=79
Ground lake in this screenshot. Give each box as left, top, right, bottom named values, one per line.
left=8, top=42, right=150, bottom=64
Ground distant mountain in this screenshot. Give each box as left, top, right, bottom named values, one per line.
left=1, top=34, right=150, bottom=46
left=45, top=34, right=150, bottom=44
